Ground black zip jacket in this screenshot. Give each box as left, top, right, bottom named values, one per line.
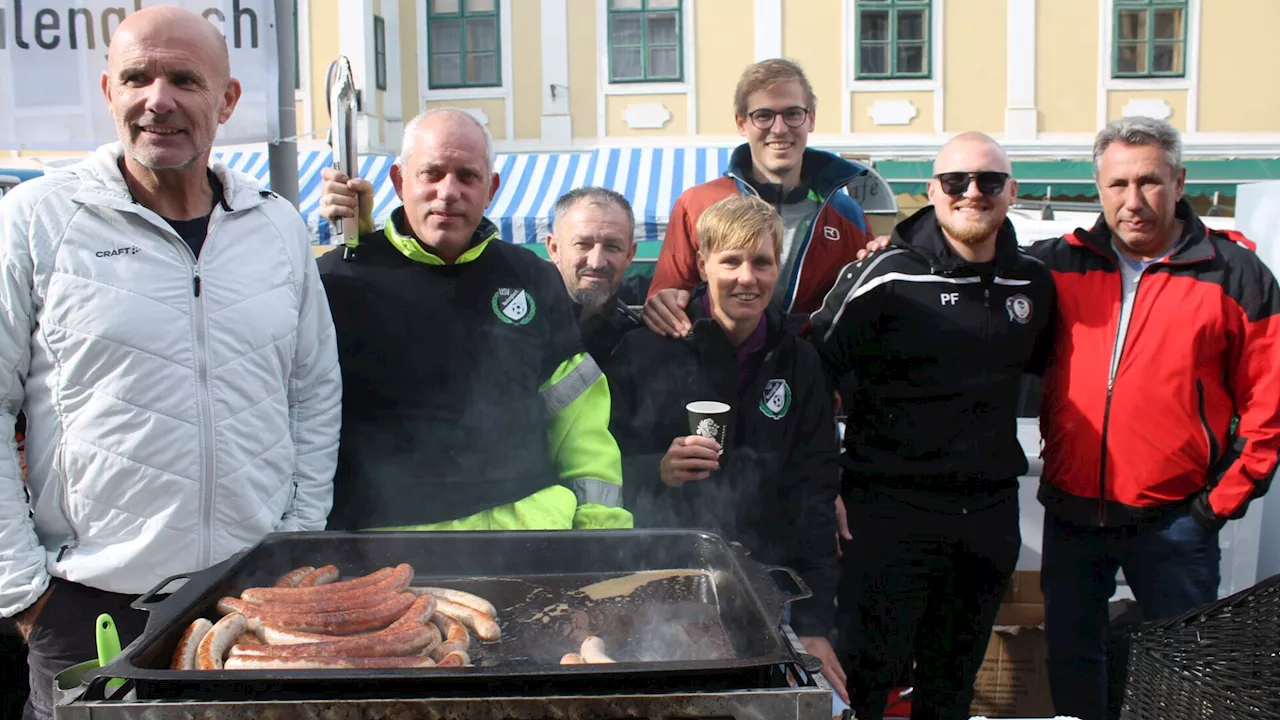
left=607, top=293, right=840, bottom=637
left=809, top=206, right=1056, bottom=501
left=577, top=295, right=643, bottom=365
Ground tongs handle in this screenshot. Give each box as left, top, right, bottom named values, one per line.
left=326, top=57, right=361, bottom=258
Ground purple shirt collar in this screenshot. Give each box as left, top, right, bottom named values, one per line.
left=700, top=294, right=769, bottom=392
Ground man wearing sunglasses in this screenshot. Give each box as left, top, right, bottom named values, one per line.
left=809, top=132, right=1056, bottom=720
left=642, top=59, right=873, bottom=336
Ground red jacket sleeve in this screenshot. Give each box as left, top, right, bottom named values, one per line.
left=647, top=193, right=701, bottom=298
left=1209, top=276, right=1280, bottom=518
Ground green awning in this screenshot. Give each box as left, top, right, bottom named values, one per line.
left=872, top=158, right=1280, bottom=198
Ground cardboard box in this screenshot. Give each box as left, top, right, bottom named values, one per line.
left=969, top=572, right=1055, bottom=719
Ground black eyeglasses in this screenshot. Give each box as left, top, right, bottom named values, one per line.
left=746, top=106, right=811, bottom=130
left=934, top=171, right=1011, bottom=196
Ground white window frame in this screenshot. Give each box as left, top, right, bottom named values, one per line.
left=842, top=0, right=945, bottom=134
left=1097, top=0, right=1201, bottom=131
left=596, top=0, right=698, bottom=136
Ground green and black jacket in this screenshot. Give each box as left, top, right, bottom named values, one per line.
left=317, top=210, right=630, bottom=531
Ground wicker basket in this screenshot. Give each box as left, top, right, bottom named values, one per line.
left=1121, top=573, right=1280, bottom=720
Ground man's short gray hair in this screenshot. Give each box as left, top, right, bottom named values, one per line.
left=552, top=187, right=636, bottom=242
left=399, top=108, right=495, bottom=174
left=1093, top=116, right=1182, bottom=174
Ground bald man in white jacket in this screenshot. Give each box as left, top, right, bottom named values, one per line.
left=0, top=8, right=340, bottom=718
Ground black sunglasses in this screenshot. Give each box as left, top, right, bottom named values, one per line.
left=746, top=106, right=811, bottom=130
left=934, top=171, right=1010, bottom=197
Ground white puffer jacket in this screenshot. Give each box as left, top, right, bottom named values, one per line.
left=0, top=144, right=342, bottom=617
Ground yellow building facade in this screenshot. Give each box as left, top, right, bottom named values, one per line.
left=288, top=0, right=1280, bottom=159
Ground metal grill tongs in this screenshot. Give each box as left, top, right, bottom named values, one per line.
left=326, top=57, right=360, bottom=261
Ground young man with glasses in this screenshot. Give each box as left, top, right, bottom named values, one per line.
left=809, top=132, right=1056, bottom=720
left=642, top=59, right=873, bottom=336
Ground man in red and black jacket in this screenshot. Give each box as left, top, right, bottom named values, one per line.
left=1027, top=117, right=1279, bottom=720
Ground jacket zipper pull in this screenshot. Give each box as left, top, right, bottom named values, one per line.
left=57, top=545, right=69, bottom=562
left=193, top=275, right=201, bottom=297
left=984, top=288, right=990, bottom=308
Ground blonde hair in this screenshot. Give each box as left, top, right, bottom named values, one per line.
left=696, top=196, right=783, bottom=263
left=734, top=59, right=817, bottom=118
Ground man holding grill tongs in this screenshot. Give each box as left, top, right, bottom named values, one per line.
left=316, top=86, right=631, bottom=532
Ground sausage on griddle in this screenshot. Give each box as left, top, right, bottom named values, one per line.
left=240, top=564, right=411, bottom=604
left=229, top=592, right=417, bottom=634
left=219, top=591, right=398, bottom=617
left=255, top=595, right=437, bottom=645
left=273, top=566, right=316, bottom=588
left=434, top=649, right=470, bottom=667
left=197, top=613, right=246, bottom=670
left=228, top=622, right=440, bottom=659
left=580, top=636, right=615, bottom=664
left=434, top=597, right=500, bottom=642
left=296, top=565, right=340, bottom=587
left=410, top=586, right=498, bottom=618
left=170, top=618, right=213, bottom=670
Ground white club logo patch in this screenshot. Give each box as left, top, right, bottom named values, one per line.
left=760, top=379, right=791, bottom=420
left=1006, top=294, right=1033, bottom=325
left=823, top=226, right=840, bottom=241
left=492, top=288, right=536, bottom=325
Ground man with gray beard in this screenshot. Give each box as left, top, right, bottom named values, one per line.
left=809, top=133, right=1056, bottom=720
left=545, top=187, right=644, bottom=364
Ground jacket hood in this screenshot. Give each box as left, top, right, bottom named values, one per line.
left=890, top=205, right=1022, bottom=274
left=726, top=143, right=871, bottom=199
left=67, top=142, right=268, bottom=213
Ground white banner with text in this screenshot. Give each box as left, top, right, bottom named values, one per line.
left=0, top=0, right=281, bottom=150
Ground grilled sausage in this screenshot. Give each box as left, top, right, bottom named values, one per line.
left=273, top=567, right=316, bottom=588
left=296, top=565, right=340, bottom=587
left=255, top=624, right=336, bottom=646
left=434, top=598, right=500, bottom=642
left=393, top=594, right=438, bottom=628
left=197, top=613, right=247, bottom=670
left=240, top=564, right=411, bottom=603
left=434, top=650, right=470, bottom=667
left=230, top=592, right=417, bottom=634
left=559, top=652, right=585, bottom=665
left=580, top=636, right=615, bottom=664
left=224, top=655, right=440, bottom=670
left=235, top=632, right=263, bottom=646
left=170, top=618, right=213, bottom=670
left=219, top=591, right=398, bottom=617
left=256, top=595, right=438, bottom=646
left=228, top=622, right=440, bottom=659
left=428, top=611, right=471, bottom=649
left=410, top=586, right=498, bottom=618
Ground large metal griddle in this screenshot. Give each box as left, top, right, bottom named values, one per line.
left=86, top=530, right=811, bottom=701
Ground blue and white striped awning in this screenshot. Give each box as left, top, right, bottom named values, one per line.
left=212, top=146, right=738, bottom=246
left=485, top=152, right=594, bottom=245
left=586, top=147, right=734, bottom=243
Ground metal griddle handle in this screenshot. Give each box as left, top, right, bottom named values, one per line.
left=130, top=571, right=194, bottom=612
left=128, top=551, right=248, bottom=635
left=762, top=564, right=812, bottom=604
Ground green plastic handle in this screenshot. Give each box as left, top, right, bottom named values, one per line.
left=94, top=614, right=125, bottom=693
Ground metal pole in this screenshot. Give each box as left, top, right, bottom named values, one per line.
left=268, top=0, right=300, bottom=206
